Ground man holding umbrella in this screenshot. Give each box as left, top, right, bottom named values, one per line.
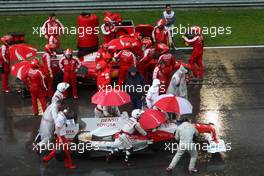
left=124, top=66, right=146, bottom=110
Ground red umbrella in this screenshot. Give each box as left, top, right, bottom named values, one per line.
left=108, top=37, right=137, bottom=51
left=9, top=44, right=38, bottom=61
left=139, top=109, right=167, bottom=130
left=11, top=61, right=30, bottom=80
left=91, top=90, right=131, bottom=106
left=153, top=94, right=193, bottom=114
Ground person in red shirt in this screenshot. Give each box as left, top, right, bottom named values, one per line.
left=42, top=13, right=64, bottom=49
left=182, top=26, right=204, bottom=80
left=96, top=60, right=110, bottom=90
left=137, top=38, right=154, bottom=83
left=153, top=43, right=175, bottom=93
left=42, top=44, right=56, bottom=98
left=101, top=17, right=116, bottom=44
left=96, top=43, right=112, bottom=64
left=130, top=32, right=143, bottom=59
left=152, top=19, right=172, bottom=47
left=156, top=43, right=175, bottom=73
left=0, top=35, right=12, bottom=93
left=43, top=105, right=76, bottom=169
left=47, top=27, right=60, bottom=49
left=59, top=48, right=81, bottom=99
left=113, top=42, right=136, bottom=86
left=26, top=59, right=47, bottom=116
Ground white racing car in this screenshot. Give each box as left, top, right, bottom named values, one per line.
left=68, top=112, right=227, bottom=157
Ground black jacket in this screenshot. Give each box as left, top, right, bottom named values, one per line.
left=124, top=67, right=146, bottom=99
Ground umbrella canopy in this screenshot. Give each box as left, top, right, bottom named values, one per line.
left=9, top=44, right=37, bottom=61
left=11, top=61, right=30, bottom=80
left=139, top=109, right=167, bottom=130
left=91, top=90, right=131, bottom=106
left=153, top=94, right=193, bottom=114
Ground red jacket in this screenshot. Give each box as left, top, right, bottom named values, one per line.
left=132, top=40, right=143, bottom=59
left=96, top=60, right=110, bottom=89
left=48, top=35, right=60, bottom=49
left=152, top=26, right=171, bottom=45
left=96, top=48, right=112, bottom=64
left=27, top=68, right=47, bottom=92
left=42, top=52, right=53, bottom=76
left=152, top=66, right=170, bottom=94
left=158, top=53, right=176, bottom=77
left=0, top=44, right=9, bottom=64
left=59, top=57, right=81, bottom=73
left=184, top=35, right=204, bottom=54
left=114, top=50, right=136, bottom=69
left=42, top=18, right=64, bottom=38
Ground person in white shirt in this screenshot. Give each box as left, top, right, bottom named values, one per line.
left=38, top=100, right=64, bottom=148
left=161, top=4, right=176, bottom=38
left=43, top=106, right=76, bottom=169
left=51, top=82, right=69, bottom=104
left=146, top=79, right=160, bottom=108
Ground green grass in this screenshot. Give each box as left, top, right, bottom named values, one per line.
left=0, top=9, right=263, bottom=50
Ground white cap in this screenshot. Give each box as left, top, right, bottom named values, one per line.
left=131, top=109, right=144, bottom=119
left=57, top=82, right=70, bottom=93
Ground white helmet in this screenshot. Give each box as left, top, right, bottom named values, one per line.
left=57, top=82, right=70, bottom=93
left=131, top=109, right=144, bottom=119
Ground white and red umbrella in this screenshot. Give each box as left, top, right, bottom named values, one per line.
left=11, top=61, right=30, bottom=80
left=91, top=89, right=131, bottom=106
left=139, top=109, right=167, bottom=130
left=9, top=44, right=38, bottom=61
left=153, top=94, right=193, bottom=114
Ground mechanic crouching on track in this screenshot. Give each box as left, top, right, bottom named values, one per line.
left=107, top=109, right=147, bottom=166
left=43, top=105, right=76, bottom=169
left=94, top=105, right=121, bottom=118
left=166, top=117, right=199, bottom=174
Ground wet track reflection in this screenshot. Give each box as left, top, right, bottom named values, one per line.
left=1, top=48, right=264, bottom=176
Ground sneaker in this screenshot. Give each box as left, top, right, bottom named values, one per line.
left=166, top=167, right=173, bottom=172
left=189, top=168, right=198, bottom=173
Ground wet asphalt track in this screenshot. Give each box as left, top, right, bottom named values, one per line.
left=0, top=47, right=264, bottom=176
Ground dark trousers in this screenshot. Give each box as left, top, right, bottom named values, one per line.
left=131, top=96, right=142, bottom=110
